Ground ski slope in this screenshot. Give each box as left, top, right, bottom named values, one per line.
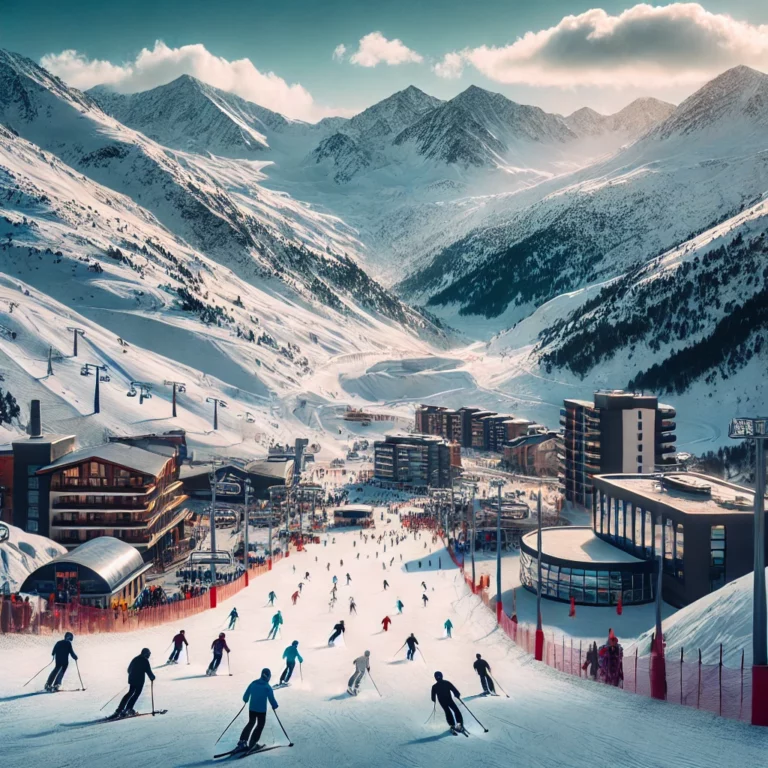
left=2, top=518, right=766, bottom=768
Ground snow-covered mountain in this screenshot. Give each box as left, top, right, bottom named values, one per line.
left=565, top=98, right=675, bottom=140
left=346, top=85, right=442, bottom=140
left=401, top=65, right=768, bottom=333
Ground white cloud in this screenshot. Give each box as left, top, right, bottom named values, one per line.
left=442, top=4, right=768, bottom=88
left=40, top=41, right=346, bottom=122
left=332, top=44, right=347, bottom=61
left=433, top=52, right=464, bottom=80
left=349, top=32, right=423, bottom=68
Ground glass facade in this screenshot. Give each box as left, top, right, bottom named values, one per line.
left=710, top=525, right=726, bottom=592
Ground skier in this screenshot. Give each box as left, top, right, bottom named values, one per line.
left=349, top=598, right=357, bottom=615
left=473, top=654, right=495, bottom=694
left=304, top=571, right=310, bottom=581
left=396, top=599, right=404, bottom=614
left=228, top=607, right=239, bottom=630
left=291, top=590, right=300, bottom=605
left=298, top=582, right=304, bottom=593
left=235, top=668, right=279, bottom=754
left=381, top=616, right=391, bottom=632
left=431, top=671, right=464, bottom=734
left=421, top=581, right=427, bottom=591
left=598, top=634, right=624, bottom=686
left=346, top=573, right=352, bottom=585
left=328, top=620, right=345, bottom=646
left=332, top=575, right=338, bottom=585
left=268, top=611, right=283, bottom=640
left=111, top=648, right=155, bottom=719
left=422, top=593, right=429, bottom=607
left=347, top=650, right=370, bottom=695
left=45, top=631, right=78, bottom=691
left=280, top=640, right=303, bottom=684
left=444, top=619, right=453, bottom=638
left=405, top=633, right=418, bottom=661
left=383, top=579, right=389, bottom=590
left=207, top=633, right=230, bottom=675
left=168, top=630, right=188, bottom=664
left=268, top=591, right=277, bottom=606
left=330, top=583, right=338, bottom=596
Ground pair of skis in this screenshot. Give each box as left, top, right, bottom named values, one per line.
left=450, top=725, right=470, bottom=737
left=104, top=710, right=169, bottom=722
left=214, top=745, right=283, bottom=760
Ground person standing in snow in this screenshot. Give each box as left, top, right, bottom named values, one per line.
left=228, top=607, right=239, bottom=630
left=268, top=591, right=277, bottom=606
left=346, top=573, right=352, bottom=585
left=598, top=635, right=624, bottom=686
left=111, top=648, right=155, bottom=718
left=422, top=593, right=429, bottom=607
left=444, top=619, right=453, bottom=638
left=473, top=654, right=495, bottom=694
left=268, top=611, right=283, bottom=640
left=298, top=582, right=304, bottom=594
left=396, top=599, right=404, bottom=614
left=349, top=598, right=357, bottom=615
left=291, top=590, right=300, bottom=605
left=383, top=579, right=389, bottom=590
left=207, top=633, right=230, bottom=675
left=381, top=616, right=391, bottom=632
left=431, top=672, right=464, bottom=734
left=347, top=650, right=370, bottom=695
left=421, top=581, right=427, bottom=591
left=279, top=640, right=303, bottom=684
left=168, top=630, right=188, bottom=664
left=45, top=632, right=78, bottom=691
left=236, top=668, right=279, bottom=753
left=304, top=571, right=311, bottom=581
left=328, top=620, right=345, bottom=646
left=406, top=633, right=419, bottom=661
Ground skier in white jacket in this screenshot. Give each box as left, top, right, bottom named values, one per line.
left=347, top=650, right=370, bottom=695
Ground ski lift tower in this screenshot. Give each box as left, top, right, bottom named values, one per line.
left=729, top=416, right=768, bottom=726
left=164, top=380, right=186, bottom=417
left=66, top=327, right=85, bottom=357
left=206, top=397, right=227, bottom=430
left=81, top=363, right=108, bottom=414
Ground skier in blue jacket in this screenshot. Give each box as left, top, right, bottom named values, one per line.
left=280, top=640, right=304, bottom=683
left=236, top=668, right=279, bottom=753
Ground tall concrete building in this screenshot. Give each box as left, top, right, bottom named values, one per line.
left=373, top=434, right=457, bottom=488
left=560, top=390, right=676, bottom=508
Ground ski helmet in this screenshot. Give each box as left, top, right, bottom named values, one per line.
left=292, top=640, right=299, bottom=646
left=141, top=648, right=151, bottom=658
left=476, top=653, right=481, bottom=659
left=180, top=630, right=185, bottom=635
left=261, top=668, right=271, bottom=679
left=64, top=632, right=74, bottom=641
left=434, top=671, right=443, bottom=681
left=364, top=650, right=370, bottom=656
left=219, top=632, right=225, bottom=638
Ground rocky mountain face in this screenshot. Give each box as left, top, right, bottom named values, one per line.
left=346, top=85, right=442, bottom=140
left=565, top=98, right=675, bottom=140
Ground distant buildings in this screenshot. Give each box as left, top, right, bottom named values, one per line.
left=373, top=433, right=457, bottom=488
left=560, top=390, right=676, bottom=509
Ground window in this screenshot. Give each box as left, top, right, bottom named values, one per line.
left=675, top=523, right=684, bottom=580
left=634, top=506, right=643, bottom=552
left=710, top=525, right=726, bottom=592
left=664, top=518, right=675, bottom=574
left=27, top=490, right=39, bottom=505
left=636, top=455, right=643, bottom=464
left=638, top=444, right=643, bottom=452
left=637, top=410, right=643, bottom=418
left=644, top=510, right=653, bottom=556
left=27, top=520, right=39, bottom=533
left=654, top=516, right=662, bottom=558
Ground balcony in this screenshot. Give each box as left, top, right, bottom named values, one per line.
left=50, top=477, right=153, bottom=493
left=52, top=498, right=153, bottom=512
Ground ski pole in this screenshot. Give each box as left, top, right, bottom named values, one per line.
left=23, top=659, right=53, bottom=688
left=272, top=708, right=294, bottom=747
left=367, top=671, right=382, bottom=698
left=392, top=642, right=407, bottom=659
left=299, top=662, right=303, bottom=682
left=458, top=698, right=488, bottom=732
left=151, top=680, right=156, bottom=715
left=489, top=673, right=509, bottom=698
left=215, top=704, right=245, bottom=745
left=100, top=686, right=127, bottom=711
left=227, top=652, right=232, bottom=676
left=75, top=659, right=86, bottom=691
left=423, top=703, right=436, bottom=724
left=186, top=646, right=190, bottom=666
left=418, top=647, right=427, bottom=665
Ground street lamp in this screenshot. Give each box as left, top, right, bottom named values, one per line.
left=128, top=381, right=152, bottom=405
left=164, top=380, right=186, bottom=417
left=729, top=416, right=768, bottom=726
left=81, top=363, right=108, bottom=413
left=206, top=397, right=227, bottom=430
left=67, top=327, right=86, bottom=357
left=490, top=478, right=505, bottom=622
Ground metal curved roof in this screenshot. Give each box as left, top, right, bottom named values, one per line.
left=44, top=536, right=147, bottom=591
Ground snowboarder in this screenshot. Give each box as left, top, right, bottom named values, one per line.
left=268, top=611, right=283, bottom=640
left=268, top=591, right=277, bottom=606
left=444, top=619, right=453, bottom=638
left=45, top=632, right=77, bottom=691
left=349, top=598, right=357, bottom=615
left=207, top=633, right=230, bottom=675
left=381, top=616, right=391, bottom=632
left=347, top=650, right=370, bottom=695
left=280, top=641, right=303, bottom=684
left=422, top=593, right=429, bottom=607
left=473, top=654, right=495, bottom=694
left=346, top=573, right=352, bottom=585
left=168, top=630, right=188, bottom=663
left=291, top=590, right=300, bottom=605
left=111, top=648, right=155, bottom=718
left=328, top=620, right=345, bottom=646
left=228, top=607, right=239, bottom=630
left=431, top=672, right=464, bottom=734
left=383, top=579, right=389, bottom=590
left=406, top=633, right=419, bottom=661
left=235, top=668, right=279, bottom=754
left=396, top=599, right=404, bottom=614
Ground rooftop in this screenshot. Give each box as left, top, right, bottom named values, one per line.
left=38, top=442, right=170, bottom=476
left=522, top=526, right=644, bottom=564
left=593, top=472, right=757, bottom=516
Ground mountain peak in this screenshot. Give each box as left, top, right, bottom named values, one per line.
left=347, top=85, right=442, bottom=138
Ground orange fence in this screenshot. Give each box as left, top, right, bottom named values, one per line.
left=444, top=538, right=752, bottom=724
left=1, top=546, right=298, bottom=636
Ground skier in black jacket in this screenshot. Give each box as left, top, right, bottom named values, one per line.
left=473, top=654, right=496, bottom=694
left=45, top=632, right=78, bottom=691
left=431, top=671, right=464, bottom=732
left=111, top=648, right=155, bottom=719
left=328, top=620, right=345, bottom=646
left=406, top=633, right=418, bottom=661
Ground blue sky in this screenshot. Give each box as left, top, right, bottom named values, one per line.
left=2, top=0, right=768, bottom=119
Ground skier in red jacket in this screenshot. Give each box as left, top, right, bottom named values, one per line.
left=291, top=591, right=300, bottom=605
left=381, top=616, right=392, bottom=632
left=206, top=633, right=230, bottom=676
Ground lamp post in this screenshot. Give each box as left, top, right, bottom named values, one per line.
left=164, top=380, right=186, bottom=417
left=206, top=397, right=227, bottom=430
left=82, top=363, right=108, bottom=414
left=490, top=478, right=505, bottom=622
left=67, top=327, right=85, bottom=357
left=729, top=416, right=768, bottom=726
left=535, top=489, right=544, bottom=661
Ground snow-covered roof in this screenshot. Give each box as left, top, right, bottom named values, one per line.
left=522, top=526, right=643, bottom=564
left=37, top=442, right=170, bottom=477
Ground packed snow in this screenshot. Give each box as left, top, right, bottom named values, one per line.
left=0, top=524, right=66, bottom=593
